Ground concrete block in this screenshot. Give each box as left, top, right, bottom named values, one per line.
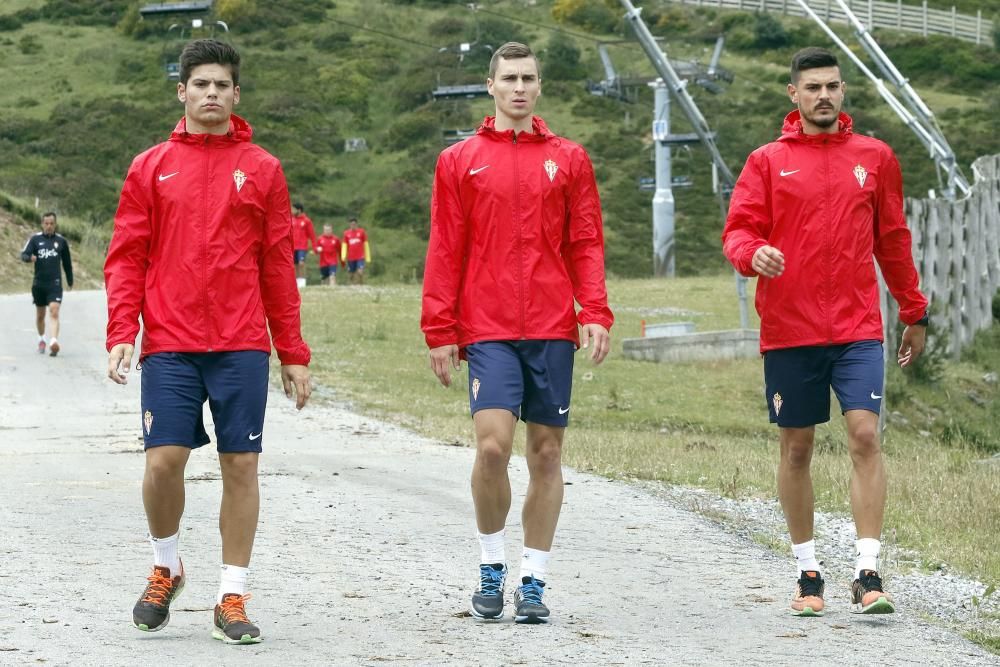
left=622, top=329, right=760, bottom=363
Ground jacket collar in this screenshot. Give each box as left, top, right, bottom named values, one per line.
left=778, top=110, right=853, bottom=144
left=170, top=113, right=254, bottom=144
left=476, top=115, right=554, bottom=142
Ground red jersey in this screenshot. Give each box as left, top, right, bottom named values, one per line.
left=421, top=115, right=613, bottom=351
left=105, top=114, right=311, bottom=366
left=292, top=213, right=317, bottom=251
left=342, top=227, right=368, bottom=261
left=722, top=111, right=927, bottom=353
left=315, top=233, right=341, bottom=267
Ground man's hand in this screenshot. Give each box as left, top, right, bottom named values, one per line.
left=897, top=324, right=927, bottom=368
left=429, top=344, right=460, bottom=387
left=281, top=365, right=311, bottom=409
left=30, top=255, right=37, bottom=263
left=107, top=343, right=135, bottom=385
left=751, top=245, right=785, bottom=278
left=581, top=323, right=610, bottom=365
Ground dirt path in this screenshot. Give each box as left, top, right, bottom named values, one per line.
left=0, top=290, right=994, bottom=666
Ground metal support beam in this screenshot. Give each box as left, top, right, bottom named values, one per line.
left=650, top=80, right=675, bottom=277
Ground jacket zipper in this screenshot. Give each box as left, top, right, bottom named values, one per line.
left=824, top=139, right=833, bottom=344
left=513, top=132, right=526, bottom=339
left=202, top=138, right=212, bottom=351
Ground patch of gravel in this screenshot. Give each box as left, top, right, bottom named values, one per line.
left=634, top=479, right=1000, bottom=642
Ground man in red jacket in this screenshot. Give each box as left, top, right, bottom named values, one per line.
left=105, top=39, right=311, bottom=645
left=421, top=42, right=613, bottom=625
left=723, top=47, right=928, bottom=618
left=340, top=217, right=369, bottom=285
left=314, top=223, right=341, bottom=286
left=291, top=202, right=317, bottom=286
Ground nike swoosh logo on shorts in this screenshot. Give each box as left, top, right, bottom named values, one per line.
left=779, top=169, right=800, bottom=177
left=158, top=171, right=180, bottom=181
left=248, top=432, right=262, bottom=440
left=870, top=392, right=882, bottom=400
left=469, top=165, right=490, bottom=175
left=558, top=406, right=570, bottom=415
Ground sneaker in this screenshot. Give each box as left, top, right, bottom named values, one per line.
left=37, top=340, right=46, bottom=354
left=790, top=570, right=825, bottom=616
left=851, top=569, right=895, bottom=614
left=49, top=340, right=60, bottom=357
left=213, top=593, right=263, bottom=644
left=470, top=563, right=506, bottom=620
left=133, top=562, right=185, bottom=632
left=513, top=575, right=549, bottom=624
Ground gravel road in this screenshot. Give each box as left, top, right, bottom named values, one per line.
left=0, top=290, right=995, bottom=666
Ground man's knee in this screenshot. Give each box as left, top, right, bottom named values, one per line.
left=145, top=447, right=188, bottom=481
left=476, top=437, right=511, bottom=472
left=526, top=429, right=564, bottom=473
left=220, top=452, right=259, bottom=486
left=848, top=424, right=881, bottom=461
left=780, top=433, right=814, bottom=469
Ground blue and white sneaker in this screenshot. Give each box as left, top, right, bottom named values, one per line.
left=470, top=563, right=506, bottom=620
left=513, top=575, right=549, bottom=624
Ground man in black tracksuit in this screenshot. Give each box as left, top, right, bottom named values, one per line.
left=21, top=211, right=73, bottom=356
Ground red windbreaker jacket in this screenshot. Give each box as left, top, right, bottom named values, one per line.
left=315, top=233, right=341, bottom=267
left=722, top=111, right=927, bottom=353
left=292, top=213, right=317, bottom=252
left=105, top=115, right=311, bottom=366
left=421, top=116, right=614, bottom=350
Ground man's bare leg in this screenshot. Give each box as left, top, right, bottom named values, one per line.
left=471, top=409, right=516, bottom=535
left=522, top=423, right=565, bottom=552
left=35, top=305, right=45, bottom=337
left=143, top=445, right=191, bottom=537
left=778, top=426, right=816, bottom=544
left=219, top=452, right=260, bottom=567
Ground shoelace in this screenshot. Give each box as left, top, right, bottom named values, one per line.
left=859, top=571, right=884, bottom=593
left=519, top=579, right=544, bottom=605
left=219, top=593, right=253, bottom=625
left=142, top=572, right=174, bottom=605
left=479, top=567, right=505, bottom=596
left=798, top=573, right=823, bottom=597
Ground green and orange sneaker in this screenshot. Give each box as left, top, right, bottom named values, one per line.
left=133, top=561, right=185, bottom=631
left=213, top=593, right=263, bottom=644
left=851, top=569, right=895, bottom=614
left=790, top=570, right=825, bottom=616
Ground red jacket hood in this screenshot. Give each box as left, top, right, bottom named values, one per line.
left=778, top=110, right=853, bottom=144
left=476, top=115, right=556, bottom=142
left=170, top=114, right=254, bottom=144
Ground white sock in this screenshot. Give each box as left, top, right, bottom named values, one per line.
left=519, top=547, right=550, bottom=582
left=150, top=532, right=181, bottom=575
left=218, top=564, right=249, bottom=603
left=791, top=540, right=821, bottom=575
left=38, top=334, right=46, bottom=342
left=478, top=529, right=505, bottom=565
left=855, top=538, right=881, bottom=578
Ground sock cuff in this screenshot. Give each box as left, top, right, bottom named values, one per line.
left=856, top=537, right=881, bottom=556
left=150, top=532, right=179, bottom=544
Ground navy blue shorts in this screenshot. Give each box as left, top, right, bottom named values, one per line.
left=320, top=264, right=338, bottom=278
left=293, top=249, right=308, bottom=264
left=32, top=281, right=63, bottom=306
left=763, top=340, right=884, bottom=428
left=139, top=351, right=269, bottom=452
left=465, top=340, right=575, bottom=427
left=347, top=259, right=365, bottom=273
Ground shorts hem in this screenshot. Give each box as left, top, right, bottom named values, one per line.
left=470, top=404, right=520, bottom=419
left=839, top=405, right=880, bottom=416
left=144, top=439, right=210, bottom=450
left=523, top=416, right=569, bottom=428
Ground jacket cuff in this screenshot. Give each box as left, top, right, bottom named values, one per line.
left=425, top=332, right=458, bottom=349
left=277, top=347, right=311, bottom=367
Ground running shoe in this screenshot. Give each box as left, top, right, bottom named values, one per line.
left=49, top=340, right=60, bottom=357
left=790, top=570, right=825, bottom=616
left=470, top=563, right=506, bottom=620
left=133, top=561, right=185, bottom=632
left=513, top=575, right=549, bottom=624
left=851, top=569, right=895, bottom=614
left=213, top=593, right=262, bottom=644
left=37, top=340, right=45, bottom=354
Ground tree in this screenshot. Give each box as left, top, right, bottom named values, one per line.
left=543, top=32, right=585, bottom=81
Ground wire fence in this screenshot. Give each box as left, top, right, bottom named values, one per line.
left=660, top=0, right=995, bottom=45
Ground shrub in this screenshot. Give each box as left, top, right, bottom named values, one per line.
left=552, top=0, right=617, bottom=34
left=384, top=112, right=439, bottom=152
left=542, top=32, right=585, bottom=81
left=18, top=35, right=42, bottom=55
left=753, top=12, right=789, bottom=50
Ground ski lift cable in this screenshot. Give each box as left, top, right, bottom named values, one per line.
left=324, top=17, right=439, bottom=50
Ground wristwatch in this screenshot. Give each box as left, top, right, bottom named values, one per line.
left=914, top=310, right=929, bottom=327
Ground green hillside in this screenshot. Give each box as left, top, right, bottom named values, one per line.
left=1, top=0, right=998, bottom=280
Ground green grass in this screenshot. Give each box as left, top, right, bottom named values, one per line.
left=299, top=276, right=1000, bottom=588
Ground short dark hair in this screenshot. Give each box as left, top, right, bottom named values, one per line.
left=349, top=217, right=358, bottom=223
left=180, top=39, right=241, bottom=86
left=41, top=211, right=57, bottom=222
left=489, top=41, right=539, bottom=80
left=790, top=47, right=839, bottom=83
left=293, top=202, right=304, bottom=211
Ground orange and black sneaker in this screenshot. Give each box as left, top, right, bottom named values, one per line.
left=49, top=340, right=60, bottom=357
left=790, top=570, right=825, bottom=616
left=133, top=561, right=185, bottom=632
left=851, top=569, right=895, bottom=614
left=213, top=593, right=262, bottom=644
